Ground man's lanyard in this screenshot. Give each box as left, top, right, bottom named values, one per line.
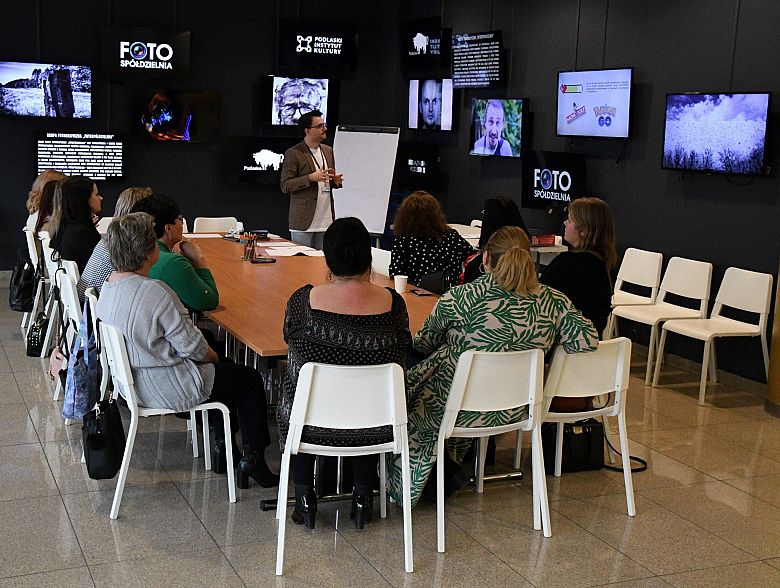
left=308, top=147, right=326, bottom=170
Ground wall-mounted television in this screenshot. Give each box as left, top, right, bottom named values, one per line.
left=662, top=92, right=771, bottom=176
left=132, top=89, right=220, bottom=142
left=521, top=151, right=587, bottom=209
left=101, top=27, right=191, bottom=79
left=276, top=19, right=358, bottom=79
left=408, top=79, right=453, bottom=130
left=225, top=136, right=291, bottom=184
left=469, top=98, right=525, bottom=157
left=393, top=141, right=440, bottom=192
left=400, top=17, right=452, bottom=80
left=271, top=76, right=329, bottom=126
left=37, top=132, right=123, bottom=180
left=556, top=67, right=633, bottom=138
left=0, top=61, right=91, bottom=118
left=452, top=31, right=502, bottom=88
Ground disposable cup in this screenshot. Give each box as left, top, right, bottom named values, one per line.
left=394, top=275, right=408, bottom=294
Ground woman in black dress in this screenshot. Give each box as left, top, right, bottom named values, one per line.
left=279, top=217, right=411, bottom=529
left=48, top=176, right=102, bottom=272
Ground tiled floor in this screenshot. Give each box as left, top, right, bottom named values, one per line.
left=2, top=295, right=779, bottom=587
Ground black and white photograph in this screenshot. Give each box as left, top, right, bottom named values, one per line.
left=0, top=61, right=91, bottom=118
left=271, top=77, right=328, bottom=125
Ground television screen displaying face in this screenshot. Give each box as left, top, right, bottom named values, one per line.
left=662, top=92, right=771, bottom=175
left=452, top=31, right=502, bottom=88
left=408, top=79, right=453, bottom=130
left=0, top=61, right=91, bottom=118
left=133, top=89, right=220, bottom=142
left=271, top=76, right=328, bottom=126
left=469, top=98, right=525, bottom=157
left=225, top=136, right=290, bottom=184
left=276, top=19, right=358, bottom=78
left=556, top=68, right=633, bottom=138
left=37, top=132, right=123, bottom=180
left=101, top=27, right=191, bottom=79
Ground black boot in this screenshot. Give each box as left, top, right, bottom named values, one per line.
left=350, top=489, right=374, bottom=529
left=236, top=445, right=280, bottom=489
left=291, top=486, right=317, bottom=529
left=212, top=440, right=243, bottom=475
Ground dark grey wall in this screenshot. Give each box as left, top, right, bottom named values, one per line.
left=1, top=0, right=777, bottom=381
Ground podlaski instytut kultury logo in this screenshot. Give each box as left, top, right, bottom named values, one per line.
left=296, top=36, right=313, bottom=53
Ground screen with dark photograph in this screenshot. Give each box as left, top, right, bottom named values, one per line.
left=400, top=17, right=452, bottom=79
left=393, top=141, right=440, bottom=192
left=408, top=79, right=453, bottom=130
left=557, top=68, right=632, bottom=138
left=101, top=27, right=191, bottom=79
left=452, top=31, right=502, bottom=88
left=225, top=136, right=290, bottom=184
left=276, top=19, right=358, bottom=78
left=133, top=89, right=220, bottom=142
left=662, top=92, right=771, bottom=176
left=37, top=132, right=123, bottom=180
left=469, top=98, right=524, bottom=157
left=271, top=76, right=328, bottom=126
left=0, top=61, right=91, bottom=118
left=521, top=151, right=587, bottom=210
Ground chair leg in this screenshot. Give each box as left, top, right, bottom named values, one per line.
left=645, top=324, right=659, bottom=385
left=762, top=335, right=770, bottom=381
left=400, top=434, right=414, bottom=573
left=202, top=410, right=211, bottom=470
left=532, top=425, right=552, bottom=537
left=189, top=410, right=199, bottom=458
left=275, top=451, right=292, bottom=575
left=602, top=415, right=617, bottom=464
left=437, top=437, right=446, bottom=553
left=40, top=297, right=58, bottom=358
left=217, top=406, right=236, bottom=503
left=513, top=429, right=523, bottom=470
left=532, top=432, right=540, bottom=531
left=708, top=340, right=718, bottom=383
left=110, top=411, right=139, bottom=519
left=554, top=422, right=563, bottom=477
left=476, top=437, right=487, bottom=494
left=652, top=328, right=668, bottom=387
left=379, top=452, right=387, bottom=519
left=699, top=341, right=711, bottom=406
left=617, top=411, right=636, bottom=516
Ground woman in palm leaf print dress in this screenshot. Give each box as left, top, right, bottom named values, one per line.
left=388, top=226, right=599, bottom=507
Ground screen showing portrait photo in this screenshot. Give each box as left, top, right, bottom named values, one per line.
left=133, top=89, right=220, bottom=142
left=662, top=92, right=770, bottom=176
left=37, top=132, right=123, bottom=180
left=271, top=77, right=328, bottom=126
left=0, top=61, right=91, bottom=118
left=469, top=98, right=524, bottom=157
left=556, top=68, right=632, bottom=138
left=408, top=79, right=453, bottom=130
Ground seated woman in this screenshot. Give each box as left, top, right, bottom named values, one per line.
left=387, top=226, right=599, bottom=508
left=77, top=187, right=153, bottom=299
left=130, top=194, right=218, bottom=312
left=389, top=191, right=474, bottom=292
left=540, top=197, right=616, bottom=337
left=96, top=213, right=278, bottom=488
left=461, top=196, right=529, bottom=284
left=279, top=217, right=411, bottom=530
left=48, top=176, right=102, bottom=272
left=33, top=179, right=61, bottom=237
left=26, top=169, right=66, bottom=232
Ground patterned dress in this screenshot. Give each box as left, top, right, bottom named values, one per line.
left=389, top=229, right=475, bottom=288
left=277, top=285, right=411, bottom=449
left=387, top=273, right=599, bottom=507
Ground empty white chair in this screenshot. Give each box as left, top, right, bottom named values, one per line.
left=544, top=338, right=636, bottom=516
left=371, top=246, right=391, bottom=276
left=99, top=321, right=236, bottom=519
left=470, top=219, right=482, bottom=228
left=275, top=362, right=413, bottom=575
left=96, top=216, right=113, bottom=234
left=436, top=349, right=550, bottom=552
left=605, top=248, right=663, bottom=339
left=611, top=256, right=712, bottom=384
left=653, top=267, right=773, bottom=405
left=22, top=228, right=45, bottom=333
left=192, top=216, right=237, bottom=233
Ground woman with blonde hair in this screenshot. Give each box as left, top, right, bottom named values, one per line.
left=388, top=226, right=598, bottom=506
left=25, top=169, right=66, bottom=231
left=389, top=191, right=474, bottom=291
left=540, top=197, right=617, bottom=336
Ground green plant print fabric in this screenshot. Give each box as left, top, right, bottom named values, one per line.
left=388, top=273, right=598, bottom=507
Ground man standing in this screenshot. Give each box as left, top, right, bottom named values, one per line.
left=280, top=110, right=343, bottom=248
left=418, top=79, right=442, bottom=129
left=471, top=99, right=513, bottom=156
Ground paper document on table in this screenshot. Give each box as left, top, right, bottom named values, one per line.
left=185, top=233, right=223, bottom=238
left=265, top=246, right=322, bottom=257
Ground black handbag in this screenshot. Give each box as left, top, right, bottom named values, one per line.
left=26, top=312, right=49, bottom=357
left=9, top=255, right=35, bottom=312
left=541, top=418, right=604, bottom=474
left=81, top=398, right=126, bottom=480
left=415, top=270, right=449, bottom=295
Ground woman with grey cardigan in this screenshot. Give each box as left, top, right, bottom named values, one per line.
left=96, top=213, right=278, bottom=489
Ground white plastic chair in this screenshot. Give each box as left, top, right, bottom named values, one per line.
left=653, top=267, right=773, bottom=405
left=544, top=338, right=636, bottom=517
left=611, top=256, right=712, bottom=384
left=605, top=248, right=663, bottom=339
left=192, top=216, right=237, bottom=233
left=38, top=235, right=60, bottom=358
left=22, top=228, right=45, bottom=333
left=436, top=349, right=550, bottom=552
left=96, top=216, right=113, bottom=234
left=51, top=265, right=81, bottom=402
left=470, top=219, right=482, bottom=228
left=99, top=321, right=236, bottom=519
left=275, top=362, right=413, bottom=575
left=371, top=246, right=391, bottom=277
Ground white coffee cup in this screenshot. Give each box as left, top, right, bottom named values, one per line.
left=394, top=275, right=408, bottom=294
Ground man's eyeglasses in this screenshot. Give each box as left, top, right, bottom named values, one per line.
left=308, top=123, right=327, bottom=129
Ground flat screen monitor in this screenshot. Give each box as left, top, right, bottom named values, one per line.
left=556, top=67, right=633, bottom=138
left=271, top=76, right=329, bottom=126
left=276, top=19, right=358, bottom=79
left=101, top=27, right=191, bottom=79
left=521, top=151, right=587, bottom=210
left=393, top=141, right=440, bottom=192
left=452, top=31, right=502, bottom=88
left=408, top=79, right=453, bottom=130
left=132, top=89, right=220, bottom=142
left=400, top=17, right=452, bottom=79
left=37, top=132, right=123, bottom=180
left=225, top=136, right=290, bottom=184
left=0, top=61, right=91, bottom=118
left=662, top=92, right=771, bottom=176
left=469, top=98, right=525, bottom=157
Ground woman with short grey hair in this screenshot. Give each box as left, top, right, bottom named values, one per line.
left=97, top=213, right=279, bottom=488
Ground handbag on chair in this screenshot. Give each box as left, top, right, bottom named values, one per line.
left=81, top=396, right=126, bottom=480
left=9, top=254, right=35, bottom=312
left=26, top=312, right=49, bottom=356
left=62, top=299, right=102, bottom=420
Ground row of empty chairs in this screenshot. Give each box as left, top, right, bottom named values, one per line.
left=96, top=215, right=239, bottom=235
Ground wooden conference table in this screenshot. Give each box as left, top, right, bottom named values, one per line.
left=192, top=236, right=438, bottom=357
